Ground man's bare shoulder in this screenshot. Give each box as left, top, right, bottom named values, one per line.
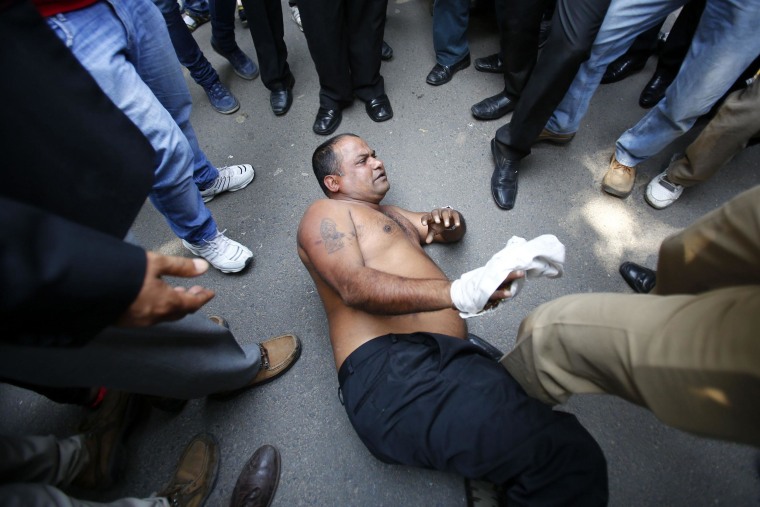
left=298, top=199, right=356, bottom=254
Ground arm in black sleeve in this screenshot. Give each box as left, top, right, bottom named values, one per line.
left=1, top=197, right=147, bottom=346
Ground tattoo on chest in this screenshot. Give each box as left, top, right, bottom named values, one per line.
left=320, top=218, right=345, bottom=254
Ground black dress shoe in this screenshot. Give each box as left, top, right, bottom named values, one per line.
left=471, top=92, right=515, bottom=121
left=426, top=54, right=470, bottom=86
left=269, top=74, right=295, bottom=116
left=490, top=139, right=520, bottom=210
left=230, top=445, right=280, bottom=507
left=313, top=107, right=342, bottom=135
left=601, top=51, right=650, bottom=84
left=474, top=53, right=502, bottom=74
left=381, top=41, right=393, bottom=61
left=365, top=94, right=393, bottom=122
left=619, top=261, right=656, bottom=293
left=639, top=71, right=673, bottom=109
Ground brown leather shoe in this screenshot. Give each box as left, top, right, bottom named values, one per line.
left=251, top=334, right=301, bottom=386
left=230, top=445, right=281, bottom=507
left=602, top=154, right=636, bottom=198
left=156, top=433, right=220, bottom=507
left=210, top=334, right=301, bottom=399
left=535, top=128, right=575, bottom=146
left=73, top=391, right=141, bottom=490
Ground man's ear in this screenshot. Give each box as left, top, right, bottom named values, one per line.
left=324, top=174, right=340, bottom=193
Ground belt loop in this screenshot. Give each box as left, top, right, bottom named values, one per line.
left=338, top=386, right=344, bottom=405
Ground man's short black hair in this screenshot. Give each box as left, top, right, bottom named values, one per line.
left=312, top=133, right=360, bottom=196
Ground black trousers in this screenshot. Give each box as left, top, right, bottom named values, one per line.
left=496, top=0, right=612, bottom=159
left=240, top=0, right=292, bottom=90
left=339, top=332, right=608, bottom=507
left=298, top=0, right=387, bottom=108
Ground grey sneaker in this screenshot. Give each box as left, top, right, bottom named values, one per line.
left=645, top=171, right=684, bottom=209
left=203, top=80, right=240, bottom=115
left=182, top=230, right=253, bottom=273
left=200, top=164, right=254, bottom=203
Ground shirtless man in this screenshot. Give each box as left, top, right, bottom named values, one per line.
left=297, top=134, right=608, bottom=505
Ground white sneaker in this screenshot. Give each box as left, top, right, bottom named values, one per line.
left=200, top=164, right=254, bottom=203
left=182, top=230, right=253, bottom=273
left=645, top=171, right=684, bottom=209
left=290, top=5, right=303, bottom=31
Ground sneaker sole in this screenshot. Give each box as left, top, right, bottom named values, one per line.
left=644, top=192, right=673, bottom=209
left=217, top=255, right=253, bottom=274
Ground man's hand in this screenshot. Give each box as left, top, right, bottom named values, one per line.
left=421, top=207, right=464, bottom=244
left=482, top=270, right=525, bottom=311
left=116, top=252, right=215, bottom=327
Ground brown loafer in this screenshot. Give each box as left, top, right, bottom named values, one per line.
left=157, top=433, right=220, bottom=507
left=210, top=334, right=301, bottom=399
left=230, top=445, right=281, bottom=507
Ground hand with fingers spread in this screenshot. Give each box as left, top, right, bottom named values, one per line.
left=420, top=207, right=466, bottom=244
left=116, top=252, right=216, bottom=327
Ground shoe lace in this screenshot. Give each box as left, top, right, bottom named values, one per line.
left=206, top=81, right=228, bottom=101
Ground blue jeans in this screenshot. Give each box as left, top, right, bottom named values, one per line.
left=546, top=0, right=760, bottom=167
left=46, top=0, right=219, bottom=243
left=153, top=0, right=219, bottom=89
left=432, top=0, right=470, bottom=66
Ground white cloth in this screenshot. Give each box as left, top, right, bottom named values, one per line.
left=450, top=235, right=565, bottom=318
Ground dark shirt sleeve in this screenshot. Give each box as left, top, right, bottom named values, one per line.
left=1, top=197, right=147, bottom=346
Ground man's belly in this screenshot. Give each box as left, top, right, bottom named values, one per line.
left=328, top=308, right=467, bottom=370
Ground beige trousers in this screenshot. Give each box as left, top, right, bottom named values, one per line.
left=667, top=72, right=760, bottom=187
left=502, top=185, right=760, bottom=447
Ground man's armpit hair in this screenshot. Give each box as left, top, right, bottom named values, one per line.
left=320, top=218, right=346, bottom=254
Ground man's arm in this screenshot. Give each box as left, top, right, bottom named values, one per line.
left=1, top=198, right=214, bottom=345
left=388, top=206, right=467, bottom=245
left=297, top=200, right=456, bottom=315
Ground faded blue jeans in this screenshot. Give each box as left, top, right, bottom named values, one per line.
left=46, top=0, right=220, bottom=243
left=546, top=0, right=760, bottom=167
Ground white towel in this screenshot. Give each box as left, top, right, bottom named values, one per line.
left=450, top=234, right=565, bottom=318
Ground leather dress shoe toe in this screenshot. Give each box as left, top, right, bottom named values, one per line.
left=471, top=92, right=515, bottom=121
left=619, top=261, right=656, bottom=293
left=474, top=53, right=502, bottom=74
left=639, top=72, right=673, bottom=109
left=381, top=40, right=393, bottom=61
left=230, top=445, right=280, bottom=507
left=313, top=107, right=342, bottom=135
left=490, top=139, right=520, bottom=210
left=426, top=54, right=471, bottom=86
left=269, top=74, right=295, bottom=116
left=601, top=51, right=649, bottom=84
left=365, top=94, right=393, bottom=122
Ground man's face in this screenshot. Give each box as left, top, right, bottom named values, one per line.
left=333, top=136, right=390, bottom=202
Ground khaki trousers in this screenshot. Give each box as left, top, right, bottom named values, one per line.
left=502, top=185, right=760, bottom=447
left=668, top=73, right=760, bottom=187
